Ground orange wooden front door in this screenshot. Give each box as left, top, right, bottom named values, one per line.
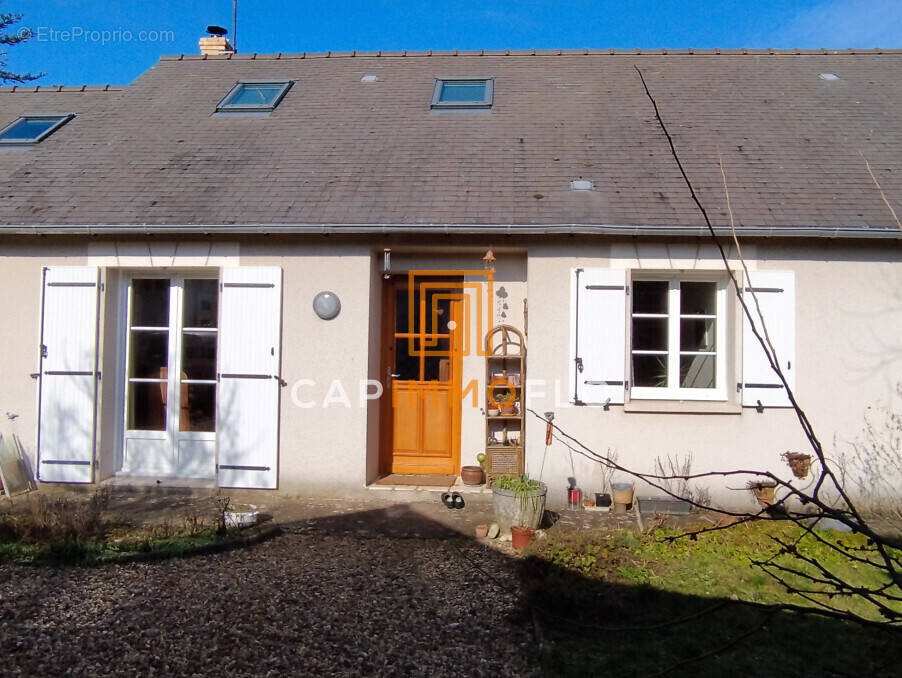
left=381, top=278, right=463, bottom=475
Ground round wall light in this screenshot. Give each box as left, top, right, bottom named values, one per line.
left=313, top=291, right=341, bottom=320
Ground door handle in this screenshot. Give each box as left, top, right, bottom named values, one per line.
left=390, top=373, right=401, bottom=379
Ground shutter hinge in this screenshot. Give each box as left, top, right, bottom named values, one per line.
left=30, top=373, right=40, bottom=380
left=736, top=382, right=742, bottom=393
left=625, top=285, right=630, bottom=296
left=100, top=282, right=105, bottom=292
left=624, top=380, right=630, bottom=391
left=40, top=344, right=48, bottom=359
left=274, top=375, right=288, bottom=387
left=575, top=357, right=584, bottom=373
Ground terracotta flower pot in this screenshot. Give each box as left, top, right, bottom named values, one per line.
left=460, top=465, right=484, bottom=486
left=511, top=525, right=535, bottom=550
left=474, top=524, right=489, bottom=538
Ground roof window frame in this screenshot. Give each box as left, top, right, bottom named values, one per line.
left=0, top=114, right=75, bottom=145
left=215, top=80, right=294, bottom=112
left=431, top=77, right=494, bottom=110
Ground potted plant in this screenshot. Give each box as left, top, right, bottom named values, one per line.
left=494, top=391, right=517, bottom=416
left=782, top=451, right=812, bottom=479
left=492, top=474, right=547, bottom=538
left=747, top=479, right=778, bottom=507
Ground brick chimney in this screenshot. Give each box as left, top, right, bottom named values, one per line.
left=199, top=35, right=234, bottom=55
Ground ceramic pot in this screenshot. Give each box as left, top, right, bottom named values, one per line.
left=460, top=465, right=484, bottom=486
left=475, top=524, right=489, bottom=538
left=511, top=525, right=535, bottom=550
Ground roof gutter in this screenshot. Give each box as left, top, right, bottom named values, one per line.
left=0, top=223, right=900, bottom=240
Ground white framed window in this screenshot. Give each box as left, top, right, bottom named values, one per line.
left=629, top=276, right=728, bottom=401
left=571, top=267, right=796, bottom=410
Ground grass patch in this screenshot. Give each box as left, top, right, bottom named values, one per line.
left=526, top=521, right=902, bottom=676
left=0, top=489, right=250, bottom=566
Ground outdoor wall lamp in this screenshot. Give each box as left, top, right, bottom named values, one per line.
left=313, top=291, right=341, bottom=320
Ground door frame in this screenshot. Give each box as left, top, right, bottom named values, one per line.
left=379, top=273, right=464, bottom=476
left=118, top=270, right=219, bottom=478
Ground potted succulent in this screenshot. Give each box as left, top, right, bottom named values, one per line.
left=492, top=474, right=547, bottom=538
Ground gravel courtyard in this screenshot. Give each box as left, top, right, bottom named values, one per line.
left=0, top=502, right=541, bottom=677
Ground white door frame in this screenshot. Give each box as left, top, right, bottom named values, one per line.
left=119, top=270, right=219, bottom=478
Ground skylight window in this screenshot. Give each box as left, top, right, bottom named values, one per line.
left=431, top=78, right=494, bottom=109
left=0, top=115, right=74, bottom=145
left=216, top=81, right=293, bottom=112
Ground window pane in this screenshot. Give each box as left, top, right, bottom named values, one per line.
left=681, top=282, right=716, bottom=315
left=439, top=81, right=486, bottom=103
left=227, top=84, right=284, bottom=107
left=128, top=382, right=166, bottom=431
left=181, top=332, right=217, bottom=380
left=131, top=279, right=170, bottom=327
left=632, top=318, right=668, bottom=351
left=394, top=337, right=421, bottom=380
left=633, top=354, right=668, bottom=388
left=633, top=281, right=668, bottom=314
left=128, top=331, right=168, bottom=378
left=181, top=384, right=216, bottom=432
left=680, top=318, right=716, bottom=352
left=680, top=355, right=716, bottom=389
left=183, top=279, right=218, bottom=328
left=396, top=288, right=417, bottom=334
left=0, top=118, right=60, bottom=141
left=423, top=338, right=450, bottom=381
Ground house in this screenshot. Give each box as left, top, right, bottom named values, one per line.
left=1, top=43, right=900, bottom=506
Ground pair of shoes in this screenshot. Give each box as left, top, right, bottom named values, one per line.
left=441, top=492, right=465, bottom=509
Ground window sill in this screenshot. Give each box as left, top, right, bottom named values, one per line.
left=623, top=399, right=742, bottom=414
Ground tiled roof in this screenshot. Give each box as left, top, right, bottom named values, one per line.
left=1, top=51, right=901, bottom=235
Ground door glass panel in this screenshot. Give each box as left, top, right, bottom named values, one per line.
left=423, top=338, right=450, bottom=382
left=183, top=279, right=219, bottom=328
left=182, top=384, right=216, bottom=432
left=131, top=279, right=170, bottom=326
left=394, top=337, right=421, bottom=380
left=128, top=382, right=166, bottom=431
left=128, top=331, right=168, bottom=378
left=181, top=332, right=217, bottom=380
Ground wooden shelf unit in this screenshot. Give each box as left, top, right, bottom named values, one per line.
left=484, top=325, right=526, bottom=486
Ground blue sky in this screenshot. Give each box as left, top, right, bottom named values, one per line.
left=4, top=0, right=902, bottom=85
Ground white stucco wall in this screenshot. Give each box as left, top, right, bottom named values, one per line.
left=1, top=235, right=899, bottom=509
left=524, top=239, right=902, bottom=509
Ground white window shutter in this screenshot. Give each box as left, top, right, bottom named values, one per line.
left=38, top=267, right=100, bottom=483
left=570, top=268, right=627, bottom=405
left=742, top=271, right=796, bottom=408
left=216, top=267, right=283, bottom=489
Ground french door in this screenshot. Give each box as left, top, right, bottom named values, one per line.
left=121, top=275, right=218, bottom=477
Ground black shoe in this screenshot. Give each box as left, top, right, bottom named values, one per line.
left=452, top=492, right=465, bottom=509
left=441, top=492, right=455, bottom=509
